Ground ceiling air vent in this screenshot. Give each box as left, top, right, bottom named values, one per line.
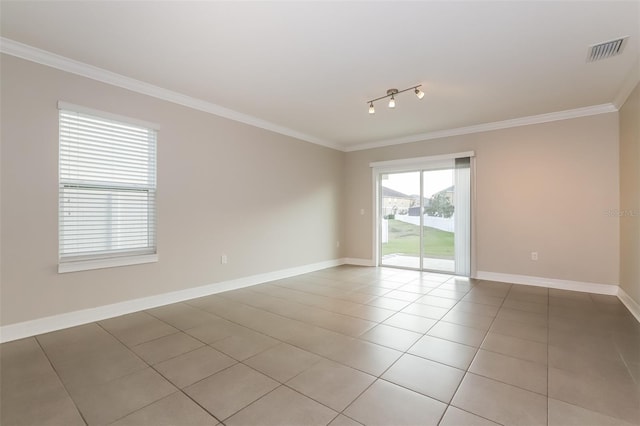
left=587, top=36, right=629, bottom=62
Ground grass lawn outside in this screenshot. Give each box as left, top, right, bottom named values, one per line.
left=382, top=219, right=454, bottom=258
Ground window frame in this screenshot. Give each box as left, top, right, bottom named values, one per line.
left=57, top=102, right=158, bottom=273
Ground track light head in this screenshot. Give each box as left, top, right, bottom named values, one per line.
left=415, top=87, right=425, bottom=99
left=387, top=88, right=398, bottom=108
left=369, top=102, right=375, bottom=114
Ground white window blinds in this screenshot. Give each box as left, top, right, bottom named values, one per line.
left=59, top=105, right=157, bottom=265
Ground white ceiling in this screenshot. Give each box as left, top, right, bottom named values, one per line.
left=1, top=1, right=639, bottom=151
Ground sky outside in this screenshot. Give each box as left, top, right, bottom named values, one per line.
left=382, top=169, right=454, bottom=198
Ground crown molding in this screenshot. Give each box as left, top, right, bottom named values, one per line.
left=0, top=37, right=341, bottom=151
left=0, top=37, right=623, bottom=154
left=343, top=103, right=618, bottom=152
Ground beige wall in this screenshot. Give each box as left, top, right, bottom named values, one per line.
left=0, top=55, right=344, bottom=326
left=345, top=114, right=620, bottom=286
left=620, top=82, right=640, bottom=304
left=0, top=52, right=627, bottom=327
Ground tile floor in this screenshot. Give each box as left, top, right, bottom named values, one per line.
left=2, top=266, right=639, bottom=426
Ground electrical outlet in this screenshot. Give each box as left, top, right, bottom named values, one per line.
left=221, top=254, right=228, bottom=264
left=531, top=251, right=538, bottom=261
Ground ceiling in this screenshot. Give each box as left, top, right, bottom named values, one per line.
left=1, top=1, right=639, bottom=151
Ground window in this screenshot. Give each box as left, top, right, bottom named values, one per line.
left=58, top=102, right=157, bottom=273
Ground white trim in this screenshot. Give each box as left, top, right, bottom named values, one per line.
left=345, top=104, right=618, bottom=152
left=58, top=101, right=160, bottom=130
left=58, top=254, right=159, bottom=274
left=0, top=37, right=624, bottom=154
left=372, top=168, right=379, bottom=266
left=476, top=271, right=618, bottom=295
left=4, top=260, right=634, bottom=342
left=617, top=287, right=640, bottom=323
left=1, top=37, right=340, bottom=151
left=371, top=153, right=475, bottom=273
left=470, top=157, right=477, bottom=278
left=1, top=258, right=344, bottom=343
left=343, top=258, right=375, bottom=267
left=369, top=151, right=475, bottom=169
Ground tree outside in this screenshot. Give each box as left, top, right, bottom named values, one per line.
left=425, top=192, right=454, bottom=218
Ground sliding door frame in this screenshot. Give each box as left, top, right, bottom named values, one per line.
left=377, top=169, right=425, bottom=271
left=370, top=151, right=476, bottom=276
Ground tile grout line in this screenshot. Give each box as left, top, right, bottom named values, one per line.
left=31, top=270, right=544, bottom=426
left=337, top=276, right=477, bottom=425
left=181, top=362, right=282, bottom=425
left=187, top=276, right=432, bottom=372
left=95, top=320, right=229, bottom=425
left=190, top=291, right=380, bottom=348
left=301, top=274, right=463, bottom=422
left=336, top=276, right=532, bottom=425
left=46, top=321, right=174, bottom=425
left=186, top=266, right=417, bottom=424
left=124, top=279, right=403, bottom=424
left=30, top=271, right=455, bottom=426
left=442, top=280, right=512, bottom=426
left=242, top=278, right=403, bottom=328
left=12, top=267, right=636, bottom=426
left=33, top=336, right=90, bottom=426
left=547, top=286, right=551, bottom=426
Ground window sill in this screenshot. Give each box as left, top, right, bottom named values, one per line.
left=58, top=254, right=158, bottom=273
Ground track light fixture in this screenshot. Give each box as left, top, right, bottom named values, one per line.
left=367, top=84, right=423, bottom=114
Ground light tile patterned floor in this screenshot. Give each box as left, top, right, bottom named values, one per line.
left=2, top=266, right=639, bottom=425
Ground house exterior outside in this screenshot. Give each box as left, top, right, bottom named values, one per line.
left=381, top=187, right=414, bottom=216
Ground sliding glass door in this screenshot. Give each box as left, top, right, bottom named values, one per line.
left=378, top=157, right=471, bottom=275
left=380, top=171, right=422, bottom=269
left=421, top=168, right=456, bottom=273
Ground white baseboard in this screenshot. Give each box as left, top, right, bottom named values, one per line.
left=343, top=258, right=376, bottom=267
left=5, top=263, right=632, bottom=343
left=475, top=271, right=618, bottom=295
left=617, top=287, right=640, bottom=323
left=0, top=258, right=345, bottom=343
